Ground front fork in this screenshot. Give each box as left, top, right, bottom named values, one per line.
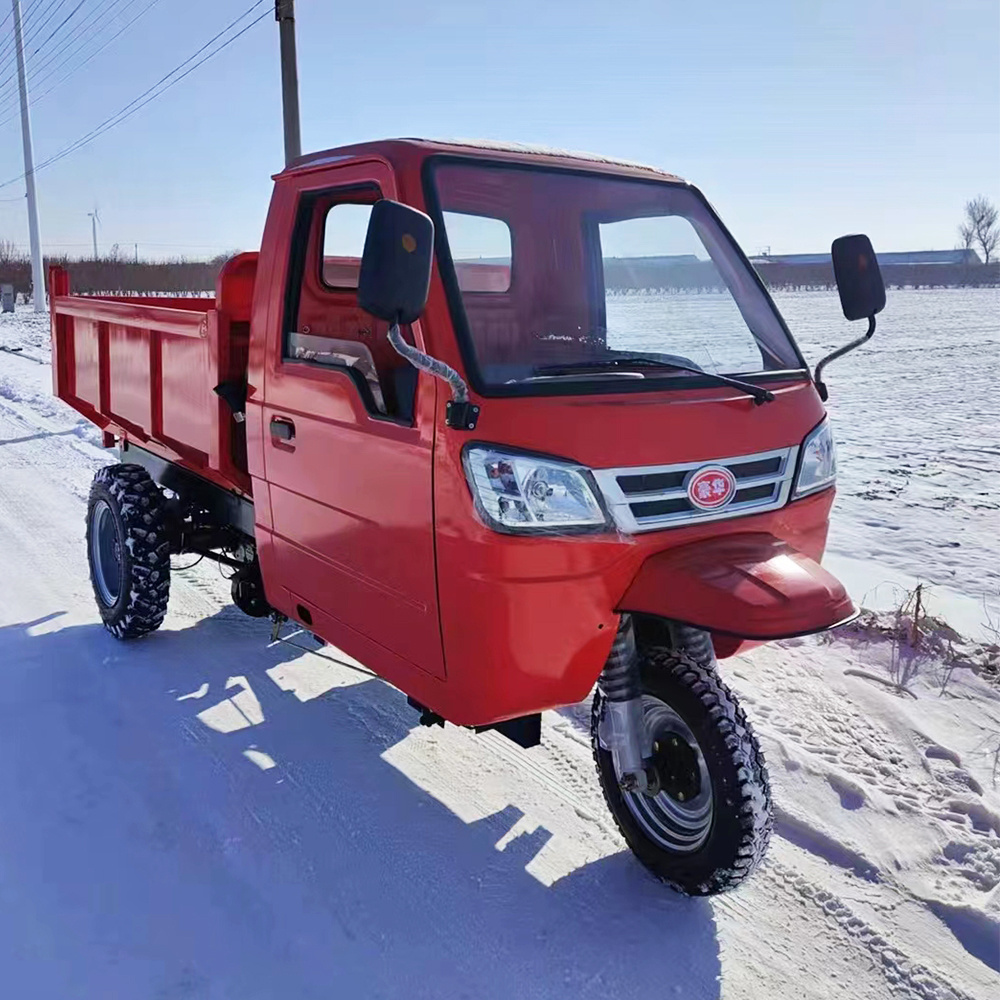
left=597, top=614, right=654, bottom=793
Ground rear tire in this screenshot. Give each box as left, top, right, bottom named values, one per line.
left=86, top=464, right=171, bottom=639
left=592, top=645, right=772, bottom=895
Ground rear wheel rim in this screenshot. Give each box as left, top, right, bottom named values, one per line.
left=621, top=695, right=714, bottom=854
left=90, top=500, right=122, bottom=606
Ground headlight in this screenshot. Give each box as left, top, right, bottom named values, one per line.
left=794, top=420, right=837, bottom=497
left=462, top=445, right=609, bottom=533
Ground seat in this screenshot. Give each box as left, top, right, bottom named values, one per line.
left=287, top=333, right=387, bottom=413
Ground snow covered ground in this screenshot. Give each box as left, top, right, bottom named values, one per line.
left=0, top=292, right=998, bottom=999
left=774, top=287, right=1000, bottom=639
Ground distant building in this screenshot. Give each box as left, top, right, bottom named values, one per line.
left=750, top=249, right=982, bottom=266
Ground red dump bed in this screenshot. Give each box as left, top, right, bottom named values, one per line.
left=49, top=254, right=258, bottom=496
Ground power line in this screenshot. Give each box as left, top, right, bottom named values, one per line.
left=24, top=0, right=134, bottom=83
left=22, top=0, right=73, bottom=32
left=0, top=0, right=50, bottom=60
left=34, top=1, right=272, bottom=164
left=1, top=0, right=112, bottom=94
left=0, top=0, right=74, bottom=68
left=29, top=0, right=87, bottom=57
left=0, top=0, right=151, bottom=124
left=26, top=2, right=161, bottom=116
left=0, top=0, right=100, bottom=100
left=0, top=0, right=272, bottom=191
left=24, top=0, right=78, bottom=44
left=0, top=0, right=83, bottom=101
left=0, top=0, right=36, bottom=72
left=28, top=0, right=162, bottom=102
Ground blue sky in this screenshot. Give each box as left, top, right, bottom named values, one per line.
left=0, top=0, right=997, bottom=259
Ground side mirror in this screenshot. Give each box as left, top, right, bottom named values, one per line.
left=358, top=200, right=434, bottom=324
left=832, top=234, right=885, bottom=321
left=360, top=199, right=477, bottom=429
left=814, top=234, right=885, bottom=401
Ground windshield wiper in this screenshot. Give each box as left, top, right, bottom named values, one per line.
left=513, top=370, right=646, bottom=384
left=535, top=355, right=775, bottom=405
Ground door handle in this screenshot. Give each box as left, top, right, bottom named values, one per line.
left=270, top=417, right=295, bottom=441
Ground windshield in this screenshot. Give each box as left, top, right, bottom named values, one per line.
left=427, top=160, right=804, bottom=393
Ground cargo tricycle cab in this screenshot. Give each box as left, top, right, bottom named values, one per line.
left=62, top=138, right=885, bottom=896
left=241, top=140, right=885, bottom=895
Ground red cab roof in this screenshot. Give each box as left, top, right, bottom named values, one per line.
left=280, top=137, right=685, bottom=184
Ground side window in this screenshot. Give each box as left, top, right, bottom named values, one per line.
left=321, top=202, right=373, bottom=289
left=283, top=191, right=418, bottom=423
left=441, top=211, right=512, bottom=292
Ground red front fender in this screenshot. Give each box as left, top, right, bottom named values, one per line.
left=617, top=532, right=856, bottom=641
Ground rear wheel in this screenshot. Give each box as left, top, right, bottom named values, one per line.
left=86, top=464, right=171, bottom=639
left=592, top=645, right=771, bottom=894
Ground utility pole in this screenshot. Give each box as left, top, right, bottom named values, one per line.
left=275, top=0, right=301, bottom=167
left=88, top=212, right=99, bottom=259
left=11, top=0, right=45, bottom=313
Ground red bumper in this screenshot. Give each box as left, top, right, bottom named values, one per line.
left=617, top=532, right=856, bottom=640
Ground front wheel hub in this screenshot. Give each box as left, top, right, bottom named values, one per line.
left=621, top=696, right=714, bottom=854
left=649, top=732, right=702, bottom=803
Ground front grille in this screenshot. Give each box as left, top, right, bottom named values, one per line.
left=629, top=496, right=691, bottom=519
left=615, top=470, right=687, bottom=495
left=592, top=446, right=799, bottom=533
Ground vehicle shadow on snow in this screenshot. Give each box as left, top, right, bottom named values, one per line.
left=0, top=610, right=722, bottom=1000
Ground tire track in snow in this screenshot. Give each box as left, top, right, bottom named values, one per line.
left=770, top=861, right=979, bottom=1000
left=510, top=714, right=967, bottom=997
left=540, top=709, right=997, bottom=999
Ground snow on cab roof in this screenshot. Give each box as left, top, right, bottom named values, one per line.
left=422, top=138, right=682, bottom=178
left=294, top=138, right=683, bottom=181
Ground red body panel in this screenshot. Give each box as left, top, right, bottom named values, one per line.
left=617, top=532, right=855, bottom=639
left=49, top=253, right=258, bottom=496
left=51, top=139, right=857, bottom=730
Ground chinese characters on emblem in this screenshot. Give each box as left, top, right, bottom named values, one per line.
left=695, top=476, right=729, bottom=501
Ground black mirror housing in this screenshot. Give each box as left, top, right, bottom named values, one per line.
left=832, top=234, right=886, bottom=321
left=358, top=200, right=434, bottom=325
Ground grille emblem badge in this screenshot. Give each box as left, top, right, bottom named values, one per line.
left=686, top=466, right=737, bottom=510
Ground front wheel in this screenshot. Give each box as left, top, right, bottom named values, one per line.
left=592, top=646, right=771, bottom=895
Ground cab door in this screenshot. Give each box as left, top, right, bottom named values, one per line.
left=258, top=161, right=444, bottom=679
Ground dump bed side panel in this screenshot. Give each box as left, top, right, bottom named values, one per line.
left=49, top=265, right=250, bottom=495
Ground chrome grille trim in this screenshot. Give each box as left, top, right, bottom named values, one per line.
left=592, top=446, right=799, bottom=533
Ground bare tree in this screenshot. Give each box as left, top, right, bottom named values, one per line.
left=960, top=196, right=999, bottom=264
left=0, top=239, right=20, bottom=265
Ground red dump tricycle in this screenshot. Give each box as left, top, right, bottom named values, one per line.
left=50, top=139, right=885, bottom=894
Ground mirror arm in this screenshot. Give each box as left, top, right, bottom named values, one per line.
left=814, top=315, right=876, bottom=402
left=387, top=323, right=480, bottom=430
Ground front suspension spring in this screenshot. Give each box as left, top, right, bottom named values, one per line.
left=600, top=614, right=640, bottom=701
